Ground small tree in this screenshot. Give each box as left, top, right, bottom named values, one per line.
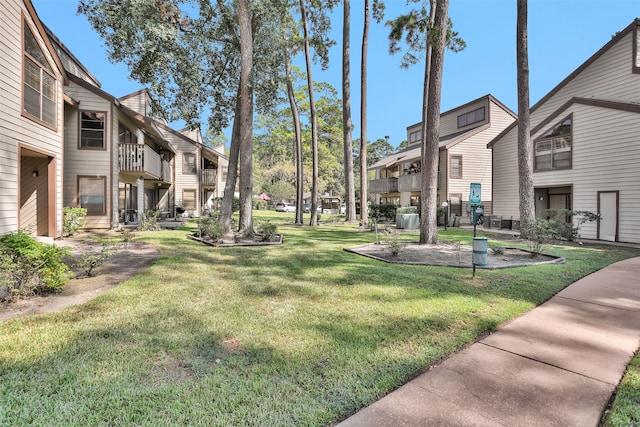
left=62, top=207, right=87, bottom=236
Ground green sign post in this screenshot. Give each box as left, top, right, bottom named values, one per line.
left=470, top=182, right=481, bottom=205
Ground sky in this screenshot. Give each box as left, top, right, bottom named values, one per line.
left=32, top=0, right=640, bottom=148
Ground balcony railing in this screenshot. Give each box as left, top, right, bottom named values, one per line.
left=397, top=172, right=443, bottom=192
left=368, top=177, right=398, bottom=194
left=118, top=143, right=162, bottom=179
left=200, top=168, right=217, bottom=186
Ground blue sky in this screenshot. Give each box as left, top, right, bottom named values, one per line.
left=33, top=0, right=639, bottom=148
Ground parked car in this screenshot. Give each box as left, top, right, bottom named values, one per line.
left=275, top=202, right=296, bottom=213
left=303, top=203, right=321, bottom=213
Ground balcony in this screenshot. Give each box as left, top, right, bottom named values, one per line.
left=201, top=168, right=217, bottom=186
left=398, top=172, right=443, bottom=192
left=161, top=160, right=172, bottom=184
left=369, top=177, right=398, bottom=194
left=119, top=143, right=162, bottom=180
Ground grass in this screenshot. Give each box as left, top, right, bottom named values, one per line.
left=604, top=351, right=640, bottom=426
left=1, top=210, right=639, bottom=426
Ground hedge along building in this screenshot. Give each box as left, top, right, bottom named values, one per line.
left=489, top=18, right=640, bottom=244
left=368, top=94, right=516, bottom=224
left=0, top=0, right=66, bottom=237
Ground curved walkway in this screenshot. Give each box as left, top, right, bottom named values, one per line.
left=338, top=257, right=640, bottom=427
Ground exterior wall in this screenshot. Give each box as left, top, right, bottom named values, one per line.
left=63, top=80, right=113, bottom=229
left=0, top=0, right=64, bottom=237
left=440, top=97, right=490, bottom=137
left=492, top=22, right=640, bottom=242
left=171, top=138, right=200, bottom=216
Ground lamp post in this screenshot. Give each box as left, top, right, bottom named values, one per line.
left=442, top=201, right=448, bottom=230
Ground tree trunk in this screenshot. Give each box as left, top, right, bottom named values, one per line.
left=300, top=0, right=319, bottom=226
left=342, top=0, right=356, bottom=222
left=517, top=0, right=535, bottom=233
left=419, top=0, right=439, bottom=244
left=220, top=89, right=241, bottom=238
left=237, top=0, right=254, bottom=236
left=285, top=51, right=304, bottom=225
left=359, top=0, right=370, bottom=228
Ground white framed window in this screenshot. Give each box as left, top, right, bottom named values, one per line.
left=79, top=176, right=106, bottom=215
left=534, top=115, right=572, bottom=172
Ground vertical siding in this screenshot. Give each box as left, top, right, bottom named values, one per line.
left=0, top=0, right=64, bottom=236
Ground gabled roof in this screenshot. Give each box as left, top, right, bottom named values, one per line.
left=42, top=22, right=100, bottom=87
left=368, top=124, right=488, bottom=170
left=406, top=94, right=517, bottom=130
left=488, top=18, right=640, bottom=148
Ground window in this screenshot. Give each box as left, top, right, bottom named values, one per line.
left=79, top=176, right=106, bottom=215
left=534, top=116, right=572, bottom=172
left=457, top=107, right=485, bottom=128
left=450, top=155, right=463, bottom=179
left=118, top=123, right=137, bottom=144
left=80, top=112, right=106, bottom=148
left=23, top=21, right=57, bottom=128
left=183, top=153, right=197, bottom=175
left=409, top=130, right=422, bottom=145
left=182, top=189, right=196, bottom=210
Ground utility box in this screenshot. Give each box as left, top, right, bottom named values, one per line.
left=472, top=205, right=484, bottom=225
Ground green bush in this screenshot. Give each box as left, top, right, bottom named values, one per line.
left=197, top=216, right=224, bottom=242
left=0, top=230, right=71, bottom=302
left=522, top=210, right=600, bottom=252
left=255, top=220, right=278, bottom=242
left=73, top=244, right=115, bottom=277
left=254, top=200, right=268, bottom=210
left=62, top=206, right=87, bottom=236
left=139, top=210, right=161, bottom=231
left=382, top=228, right=403, bottom=256
left=396, top=206, right=418, bottom=215
left=369, top=204, right=397, bottom=221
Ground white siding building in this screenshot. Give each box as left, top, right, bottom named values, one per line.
left=0, top=0, right=66, bottom=237
left=369, top=95, right=516, bottom=223
left=490, top=19, right=640, bottom=243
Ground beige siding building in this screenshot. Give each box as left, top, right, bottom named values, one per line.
left=369, top=95, right=516, bottom=224
left=0, top=0, right=66, bottom=237
left=490, top=19, right=640, bottom=243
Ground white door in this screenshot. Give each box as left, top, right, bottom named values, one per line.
left=598, top=192, right=618, bottom=242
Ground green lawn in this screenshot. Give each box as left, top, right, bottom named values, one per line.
left=1, top=211, right=639, bottom=426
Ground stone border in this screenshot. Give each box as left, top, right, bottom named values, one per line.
left=344, top=243, right=564, bottom=269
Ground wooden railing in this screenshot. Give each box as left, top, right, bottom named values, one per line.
left=398, top=172, right=443, bottom=192
left=200, top=168, right=217, bottom=186
left=368, top=177, right=398, bottom=193
left=118, top=143, right=162, bottom=179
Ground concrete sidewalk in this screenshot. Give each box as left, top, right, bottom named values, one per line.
left=338, top=257, right=640, bottom=427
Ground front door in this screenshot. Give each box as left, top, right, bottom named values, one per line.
left=598, top=191, right=618, bottom=242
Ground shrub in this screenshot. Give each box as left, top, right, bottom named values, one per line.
left=73, top=244, right=115, bottom=277
left=369, top=204, right=397, bottom=221
left=62, top=206, right=87, bottom=236
left=254, top=199, right=268, bottom=210
left=121, top=229, right=136, bottom=247
left=139, top=210, right=161, bottom=231
left=255, top=220, right=278, bottom=242
left=521, top=210, right=600, bottom=253
left=197, top=216, right=224, bottom=242
left=490, top=245, right=505, bottom=255
left=396, top=206, right=418, bottom=215
left=382, top=228, right=403, bottom=256
left=0, top=230, right=71, bottom=302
